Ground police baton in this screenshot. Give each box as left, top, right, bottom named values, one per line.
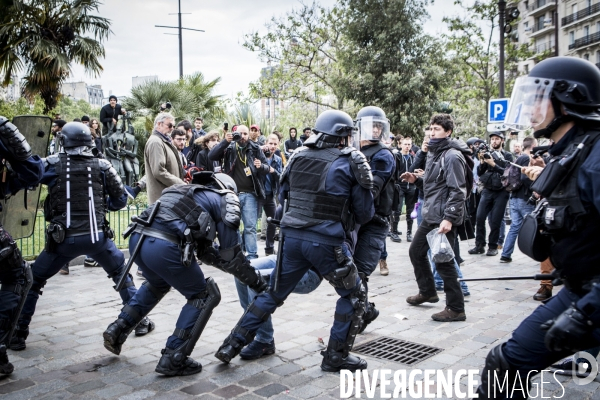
left=114, top=201, right=161, bottom=292
left=459, top=274, right=556, bottom=282
left=267, top=199, right=287, bottom=293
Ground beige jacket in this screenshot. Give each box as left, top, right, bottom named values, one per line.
left=144, top=130, right=185, bottom=204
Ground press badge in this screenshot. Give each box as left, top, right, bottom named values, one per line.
left=244, top=167, right=252, bottom=176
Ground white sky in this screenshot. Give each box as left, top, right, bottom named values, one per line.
left=66, top=0, right=458, bottom=101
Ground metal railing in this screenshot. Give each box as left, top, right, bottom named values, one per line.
left=528, top=0, right=547, bottom=12
left=535, top=41, right=555, bottom=53
left=562, top=3, right=600, bottom=26
left=18, top=205, right=145, bottom=260
left=531, top=19, right=554, bottom=33
left=569, top=31, right=600, bottom=49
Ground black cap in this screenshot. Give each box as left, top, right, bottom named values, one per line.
left=53, top=119, right=67, bottom=128
left=489, top=131, right=505, bottom=139
left=109, top=95, right=117, bottom=101
left=81, top=115, right=90, bottom=122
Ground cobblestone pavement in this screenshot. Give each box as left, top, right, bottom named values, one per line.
left=1, top=223, right=599, bottom=399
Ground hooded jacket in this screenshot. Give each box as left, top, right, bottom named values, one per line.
left=415, top=138, right=470, bottom=226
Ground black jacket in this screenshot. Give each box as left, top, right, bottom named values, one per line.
left=393, top=150, right=415, bottom=190
left=99, top=104, right=123, bottom=133
left=208, top=138, right=269, bottom=198
left=415, top=138, right=470, bottom=226
left=477, top=149, right=513, bottom=191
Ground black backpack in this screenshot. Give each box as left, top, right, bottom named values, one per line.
left=501, top=164, right=523, bottom=192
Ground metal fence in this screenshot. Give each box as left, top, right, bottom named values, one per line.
left=18, top=205, right=145, bottom=260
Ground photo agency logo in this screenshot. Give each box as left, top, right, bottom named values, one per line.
left=569, top=351, right=598, bottom=386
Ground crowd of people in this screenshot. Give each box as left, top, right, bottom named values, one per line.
left=0, top=56, right=599, bottom=399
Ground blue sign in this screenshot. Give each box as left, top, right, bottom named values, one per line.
left=488, top=98, right=509, bottom=123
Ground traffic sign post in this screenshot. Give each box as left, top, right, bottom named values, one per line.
left=488, top=98, right=510, bottom=123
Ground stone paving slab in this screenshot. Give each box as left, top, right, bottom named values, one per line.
left=1, top=222, right=599, bottom=399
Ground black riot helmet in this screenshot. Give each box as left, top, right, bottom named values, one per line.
left=191, top=171, right=238, bottom=194
left=505, top=57, right=600, bottom=138
left=353, top=106, right=390, bottom=145
left=305, top=110, right=356, bottom=149
left=466, top=137, right=485, bottom=148
left=213, top=173, right=237, bottom=194
left=59, top=122, right=94, bottom=148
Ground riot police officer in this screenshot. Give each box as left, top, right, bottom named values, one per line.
left=8, top=122, right=152, bottom=352
left=214, top=110, right=374, bottom=372
left=476, top=57, right=600, bottom=398
left=351, top=106, right=395, bottom=332
left=102, top=172, right=268, bottom=376
left=0, top=117, right=44, bottom=375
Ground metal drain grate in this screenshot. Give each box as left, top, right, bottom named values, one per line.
left=354, top=337, right=443, bottom=366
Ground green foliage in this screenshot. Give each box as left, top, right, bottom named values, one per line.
left=122, top=72, right=226, bottom=132
left=0, top=95, right=47, bottom=119
left=0, top=0, right=112, bottom=112
left=54, top=96, right=98, bottom=122
left=338, top=0, right=448, bottom=138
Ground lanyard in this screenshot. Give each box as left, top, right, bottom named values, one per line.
left=236, top=145, right=247, bottom=166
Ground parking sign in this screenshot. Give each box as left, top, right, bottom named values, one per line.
left=488, top=98, right=510, bottom=123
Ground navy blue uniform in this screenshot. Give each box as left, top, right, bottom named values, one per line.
left=0, top=143, right=44, bottom=342
left=121, top=190, right=238, bottom=350
left=235, top=155, right=373, bottom=345
left=18, top=158, right=133, bottom=330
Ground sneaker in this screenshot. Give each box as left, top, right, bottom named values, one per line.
left=406, top=293, right=439, bottom=306
left=550, top=357, right=592, bottom=377
left=379, top=259, right=389, bottom=276
left=455, top=257, right=465, bottom=265
left=462, top=291, right=471, bottom=297
left=435, top=285, right=444, bottom=292
left=59, top=264, right=69, bottom=275
left=468, top=245, right=485, bottom=255
left=240, top=340, right=276, bottom=360
left=533, top=285, right=553, bottom=301
left=134, top=317, right=155, bottom=336
left=499, top=256, right=512, bottom=263
left=390, top=232, right=402, bottom=243
left=431, top=307, right=466, bottom=322
left=84, top=257, right=99, bottom=267
left=136, top=269, right=144, bottom=277
left=486, top=248, right=498, bottom=256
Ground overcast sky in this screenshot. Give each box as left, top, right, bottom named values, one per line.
left=67, top=0, right=460, bottom=101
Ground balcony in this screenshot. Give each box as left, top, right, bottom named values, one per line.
left=534, top=41, right=555, bottom=54
left=529, top=18, right=555, bottom=38
left=562, top=3, right=600, bottom=27
left=528, top=0, right=555, bottom=17
left=569, top=31, right=600, bottom=50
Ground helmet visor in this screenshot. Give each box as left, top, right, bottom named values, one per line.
left=354, top=117, right=390, bottom=143
left=505, top=76, right=555, bottom=131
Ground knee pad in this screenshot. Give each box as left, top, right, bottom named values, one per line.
left=477, top=344, right=529, bottom=400
left=142, top=280, right=170, bottom=301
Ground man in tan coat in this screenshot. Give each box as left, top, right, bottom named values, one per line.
left=144, top=113, right=186, bottom=204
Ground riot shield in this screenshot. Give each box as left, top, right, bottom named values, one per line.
left=0, top=115, right=51, bottom=239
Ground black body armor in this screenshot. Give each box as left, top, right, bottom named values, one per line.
left=281, top=148, right=354, bottom=230
left=361, top=143, right=395, bottom=217
left=528, top=129, right=600, bottom=278
left=48, top=154, right=105, bottom=232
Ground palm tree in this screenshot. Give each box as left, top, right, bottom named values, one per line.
left=0, top=0, right=111, bottom=112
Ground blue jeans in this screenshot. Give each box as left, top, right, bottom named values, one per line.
left=501, top=197, right=535, bottom=259
left=235, top=254, right=322, bottom=343
left=498, top=219, right=506, bottom=246
left=239, top=193, right=259, bottom=259
left=416, top=198, right=423, bottom=226
left=429, top=250, right=470, bottom=294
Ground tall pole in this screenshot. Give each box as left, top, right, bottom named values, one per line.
left=498, top=0, right=506, bottom=98
left=554, top=0, right=559, bottom=56
left=178, top=0, right=183, bottom=78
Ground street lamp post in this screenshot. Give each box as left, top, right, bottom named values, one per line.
left=498, top=0, right=506, bottom=98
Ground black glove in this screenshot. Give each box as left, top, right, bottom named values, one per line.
left=541, top=305, right=597, bottom=352
left=197, top=245, right=220, bottom=266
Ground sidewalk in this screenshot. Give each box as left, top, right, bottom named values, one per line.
left=0, top=230, right=597, bottom=399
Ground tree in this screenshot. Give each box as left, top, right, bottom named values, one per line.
left=337, top=0, right=449, bottom=138
left=0, top=0, right=111, bottom=112
left=122, top=73, right=226, bottom=132
left=54, top=96, right=97, bottom=122
left=442, top=0, right=533, bottom=137
left=244, top=2, right=348, bottom=111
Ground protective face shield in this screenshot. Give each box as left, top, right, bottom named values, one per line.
left=505, top=76, right=555, bottom=131
left=353, top=116, right=390, bottom=145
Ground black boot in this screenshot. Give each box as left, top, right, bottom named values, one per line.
left=155, top=348, right=202, bottom=376
left=103, top=318, right=133, bottom=355
left=0, top=344, right=13, bottom=375
left=9, top=326, right=28, bottom=351
left=468, top=245, right=485, bottom=255
left=358, top=302, right=379, bottom=334
left=134, top=317, right=155, bottom=337
left=321, top=340, right=367, bottom=372
left=215, top=332, right=248, bottom=364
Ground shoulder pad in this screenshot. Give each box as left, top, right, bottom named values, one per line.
left=103, top=162, right=125, bottom=198
left=349, top=150, right=374, bottom=190
left=340, top=146, right=358, bottom=155
left=221, top=192, right=241, bottom=229
left=98, top=158, right=113, bottom=171
left=45, top=154, right=60, bottom=165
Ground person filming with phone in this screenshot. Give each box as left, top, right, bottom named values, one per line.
left=468, top=131, right=513, bottom=257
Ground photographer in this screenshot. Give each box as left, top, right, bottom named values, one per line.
left=208, top=125, right=270, bottom=259
left=468, top=132, right=513, bottom=256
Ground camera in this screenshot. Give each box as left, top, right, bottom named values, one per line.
left=232, top=131, right=242, bottom=141
left=476, top=142, right=491, bottom=159
left=159, top=102, right=172, bottom=112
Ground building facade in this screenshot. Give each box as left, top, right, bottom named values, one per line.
left=61, top=82, right=104, bottom=107
left=0, top=75, right=21, bottom=102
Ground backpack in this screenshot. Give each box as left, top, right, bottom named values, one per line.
left=440, top=149, right=475, bottom=199
left=501, top=163, right=523, bottom=192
